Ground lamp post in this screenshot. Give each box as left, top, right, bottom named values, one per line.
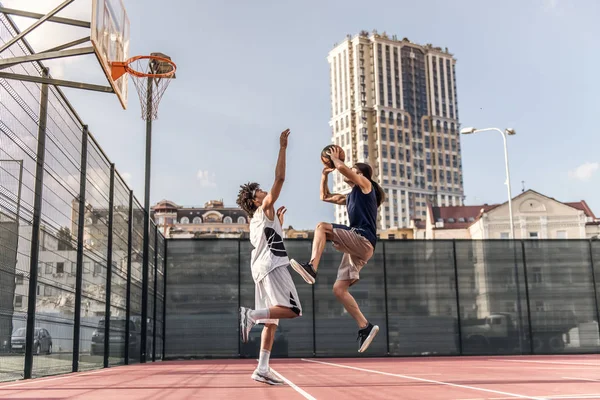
left=460, top=127, right=516, bottom=238
left=460, top=127, right=527, bottom=353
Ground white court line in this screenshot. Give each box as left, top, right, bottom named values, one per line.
left=562, top=376, right=600, bottom=383
left=301, top=359, right=548, bottom=400
left=493, top=359, right=600, bottom=366
left=270, top=367, right=316, bottom=400
left=0, top=367, right=113, bottom=389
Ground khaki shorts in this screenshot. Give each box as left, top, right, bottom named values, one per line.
left=331, top=226, right=374, bottom=285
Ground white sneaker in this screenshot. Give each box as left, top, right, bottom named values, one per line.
left=239, top=307, right=255, bottom=343
left=251, top=368, right=284, bottom=385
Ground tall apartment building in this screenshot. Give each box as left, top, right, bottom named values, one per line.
left=328, top=31, right=464, bottom=229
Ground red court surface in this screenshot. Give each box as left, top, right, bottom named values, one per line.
left=1, top=355, right=600, bottom=399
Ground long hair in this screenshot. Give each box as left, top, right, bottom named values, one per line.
left=236, top=182, right=260, bottom=218
left=354, top=163, right=385, bottom=207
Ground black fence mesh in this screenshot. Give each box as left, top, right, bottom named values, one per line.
left=0, top=11, right=165, bottom=382
left=166, top=239, right=600, bottom=359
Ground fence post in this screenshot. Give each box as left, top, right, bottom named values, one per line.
left=124, top=190, right=133, bottom=365
left=23, top=67, right=50, bottom=379
left=382, top=241, right=390, bottom=356
left=152, top=225, right=158, bottom=362
left=588, top=240, right=600, bottom=340
left=72, top=125, right=88, bottom=372
left=312, top=278, right=316, bottom=357
left=237, top=239, right=241, bottom=357
left=103, top=164, right=115, bottom=368
left=162, top=238, right=167, bottom=360
left=520, top=241, right=534, bottom=354
left=452, top=240, right=463, bottom=355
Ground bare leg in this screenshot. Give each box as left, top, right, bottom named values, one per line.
left=268, top=306, right=298, bottom=319
left=333, top=280, right=368, bottom=328
left=261, top=323, right=277, bottom=352
left=310, top=222, right=334, bottom=271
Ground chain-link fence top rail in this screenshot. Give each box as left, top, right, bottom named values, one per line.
left=0, top=9, right=166, bottom=381
left=166, top=239, right=600, bottom=359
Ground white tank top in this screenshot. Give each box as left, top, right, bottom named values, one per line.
left=250, top=207, right=290, bottom=283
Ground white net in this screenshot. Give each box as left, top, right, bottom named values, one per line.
left=129, top=57, right=176, bottom=121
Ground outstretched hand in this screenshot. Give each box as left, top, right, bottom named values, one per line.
left=276, top=206, right=287, bottom=226
left=280, top=129, right=290, bottom=149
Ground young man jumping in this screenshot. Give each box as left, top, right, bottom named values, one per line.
left=290, top=146, right=384, bottom=353
left=237, top=129, right=301, bottom=385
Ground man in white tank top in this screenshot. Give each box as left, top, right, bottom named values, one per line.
left=236, top=129, right=302, bottom=386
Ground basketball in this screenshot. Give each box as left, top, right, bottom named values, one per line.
left=321, top=145, right=346, bottom=168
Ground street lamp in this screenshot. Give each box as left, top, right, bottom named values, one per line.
left=460, top=127, right=516, bottom=239
left=461, top=127, right=526, bottom=353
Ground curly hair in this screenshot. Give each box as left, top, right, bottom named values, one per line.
left=236, top=182, right=260, bottom=218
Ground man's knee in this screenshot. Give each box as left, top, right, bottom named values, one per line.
left=333, top=283, right=348, bottom=299
left=316, top=222, right=332, bottom=233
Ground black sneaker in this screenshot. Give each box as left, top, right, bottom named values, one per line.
left=357, top=323, right=379, bottom=353
left=289, top=260, right=317, bottom=284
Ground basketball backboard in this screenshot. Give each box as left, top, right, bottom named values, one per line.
left=91, top=0, right=130, bottom=109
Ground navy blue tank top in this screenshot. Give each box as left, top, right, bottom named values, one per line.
left=346, top=184, right=378, bottom=248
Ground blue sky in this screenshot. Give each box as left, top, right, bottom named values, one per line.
left=6, top=0, right=600, bottom=229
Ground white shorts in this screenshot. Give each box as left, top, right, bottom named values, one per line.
left=255, top=264, right=302, bottom=326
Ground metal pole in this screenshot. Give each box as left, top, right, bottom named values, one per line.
left=588, top=240, right=600, bottom=342
left=72, top=125, right=88, bottom=372
left=152, top=225, right=158, bottom=362
left=24, top=67, right=50, bottom=379
left=162, top=238, right=167, bottom=360
left=500, top=131, right=515, bottom=240
left=451, top=240, right=463, bottom=355
left=124, top=190, right=133, bottom=365
left=312, top=279, right=316, bottom=357
left=520, top=241, right=534, bottom=354
left=140, top=76, right=153, bottom=363
left=237, top=239, right=241, bottom=357
left=382, top=242, right=390, bottom=355
left=103, top=164, right=115, bottom=368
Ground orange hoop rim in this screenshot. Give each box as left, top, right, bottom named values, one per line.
left=111, top=55, right=176, bottom=81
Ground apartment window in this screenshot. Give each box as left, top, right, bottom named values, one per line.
left=94, top=263, right=102, bottom=276
left=382, top=147, right=388, bottom=158
left=529, top=232, right=539, bottom=239
left=389, top=128, right=395, bottom=141
left=556, top=230, right=567, bottom=239
left=83, top=262, right=90, bottom=274
left=390, top=146, right=396, bottom=159
left=71, top=262, right=77, bottom=274
left=500, top=232, right=509, bottom=239
left=381, top=128, right=387, bottom=141
left=56, top=262, right=64, bottom=274
left=532, top=267, right=543, bottom=284
left=45, top=263, right=53, bottom=274
left=535, top=300, right=545, bottom=312
left=15, top=274, right=23, bottom=285
left=15, top=295, right=23, bottom=308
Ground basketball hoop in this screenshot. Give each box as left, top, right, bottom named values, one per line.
left=111, top=53, right=177, bottom=120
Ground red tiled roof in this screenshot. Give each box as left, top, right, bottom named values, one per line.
left=429, top=204, right=498, bottom=229
left=565, top=201, right=596, bottom=219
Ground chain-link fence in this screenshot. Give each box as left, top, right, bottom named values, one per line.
left=165, top=239, right=600, bottom=359
left=0, top=11, right=165, bottom=382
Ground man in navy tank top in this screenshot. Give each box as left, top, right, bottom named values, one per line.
left=290, top=146, right=385, bottom=353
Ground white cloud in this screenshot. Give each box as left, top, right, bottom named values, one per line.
left=569, top=162, right=599, bottom=182
left=196, top=170, right=217, bottom=188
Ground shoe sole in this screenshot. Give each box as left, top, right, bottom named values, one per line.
left=251, top=372, right=284, bottom=385
left=290, top=260, right=316, bottom=284
left=240, top=307, right=249, bottom=343
left=358, top=325, right=379, bottom=353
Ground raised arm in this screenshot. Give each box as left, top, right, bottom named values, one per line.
left=328, top=147, right=371, bottom=193
left=320, top=168, right=346, bottom=205
left=262, top=129, right=290, bottom=217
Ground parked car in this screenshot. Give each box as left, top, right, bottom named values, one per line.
left=90, top=318, right=143, bottom=358
left=10, top=328, right=53, bottom=355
